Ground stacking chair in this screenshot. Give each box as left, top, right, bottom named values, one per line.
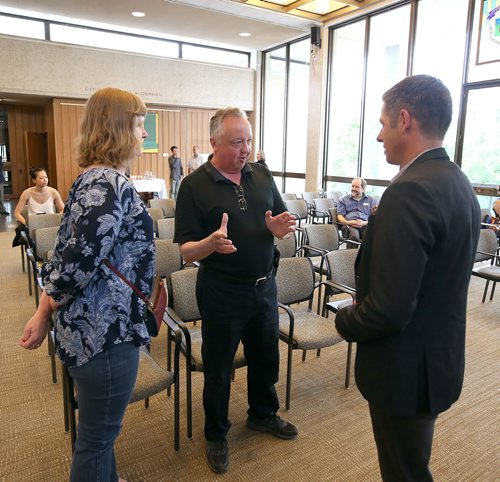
left=328, top=207, right=361, bottom=249
left=472, top=229, right=499, bottom=302
left=35, top=226, right=59, bottom=261
left=150, top=198, right=176, bottom=218
left=281, top=193, right=298, bottom=201
left=311, top=198, right=335, bottom=224
left=157, top=218, right=176, bottom=239
left=275, top=256, right=350, bottom=410
left=274, top=235, right=297, bottom=259
left=147, top=207, right=165, bottom=235
left=26, top=213, right=63, bottom=296
left=155, top=239, right=183, bottom=302
left=165, top=268, right=246, bottom=438
left=62, top=322, right=182, bottom=452
left=285, top=199, right=310, bottom=246
left=301, top=191, right=320, bottom=208
left=302, top=224, right=340, bottom=276
left=325, top=191, right=343, bottom=203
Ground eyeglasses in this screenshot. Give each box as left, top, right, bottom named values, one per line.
left=233, top=185, right=247, bottom=211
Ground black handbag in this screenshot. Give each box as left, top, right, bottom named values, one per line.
left=103, top=259, right=167, bottom=337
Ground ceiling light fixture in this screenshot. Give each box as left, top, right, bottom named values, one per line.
left=131, top=11, right=146, bottom=17
left=239, top=32, right=252, bottom=37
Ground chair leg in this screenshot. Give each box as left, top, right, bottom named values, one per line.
left=482, top=280, right=490, bottom=303
left=186, top=365, right=192, bottom=439
left=21, top=245, right=26, bottom=272
left=144, top=397, right=150, bottom=409
left=62, top=366, right=77, bottom=452
left=344, top=342, right=353, bottom=389
left=302, top=350, right=307, bottom=362
left=48, top=330, right=57, bottom=384
left=285, top=343, right=293, bottom=411
left=62, top=366, right=69, bottom=432
left=489, top=281, right=496, bottom=301
left=27, top=255, right=33, bottom=296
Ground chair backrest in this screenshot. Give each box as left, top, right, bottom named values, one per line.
left=303, top=224, right=339, bottom=252
left=150, top=198, right=176, bottom=218
left=155, top=239, right=182, bottom=278
left=276, top=257, right=315, bottom=305
left=285, top=199, right=309, bottom=222
left=301, top=192, right=320, bottom=205
left=170, top=268, right=200, bottom=322
left=35, top=226, right=59, bottom=261
left=312, top=198, right=335, bottom=213
left=325, top=191, right=343, bottom=202
left=27, top=213, right=62, bottom=243
left=325, top=249, right=357, bottom=287
left=274, top=235, right=297, bottom=258
left=480, top=208, right=490, bottom=223
left=475, top=229, right=498, bottom=263
left=157, top=218, right=176, bottom=239
left=281, top=193, right=298, bottom=201
left=147, top=207, right=165, bottom=234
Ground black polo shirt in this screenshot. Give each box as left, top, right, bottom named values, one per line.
left=174, top=161, right=286, bottom=278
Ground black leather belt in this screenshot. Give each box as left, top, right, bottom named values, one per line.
left=201, top=266, right=273, bottom=287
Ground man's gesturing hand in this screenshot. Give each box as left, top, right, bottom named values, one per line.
left=211, top=213, right=237, bottom=255
left=265, top=210, right=296, bottom=239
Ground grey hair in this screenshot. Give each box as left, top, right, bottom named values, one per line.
left=210, top=107, right=248, bottom=141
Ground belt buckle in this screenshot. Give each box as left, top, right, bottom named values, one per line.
left=254, top=275, right=268, bottom=287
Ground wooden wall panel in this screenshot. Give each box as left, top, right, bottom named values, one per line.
left=49, top=101, right=216, bottom=200
left=7, top=105, right=45, bottom=198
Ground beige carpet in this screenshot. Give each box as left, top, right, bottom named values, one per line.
left=0, top=230, right=498, bottom=481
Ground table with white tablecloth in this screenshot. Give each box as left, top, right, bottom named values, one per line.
left=131, top=178, right=168, bottom=199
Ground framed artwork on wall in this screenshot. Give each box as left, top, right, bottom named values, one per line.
left=476, top=0, right=500, bottom=65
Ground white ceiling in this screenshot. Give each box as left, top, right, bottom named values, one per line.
left=0, top=0, right=323, bottom=51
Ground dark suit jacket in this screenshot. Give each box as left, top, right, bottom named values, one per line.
left=335, top=148, right=480, bottom=417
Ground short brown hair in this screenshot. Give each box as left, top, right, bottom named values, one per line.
left=77, top=87, right=146, bottom=169
left=382, top=75, right=452, bottom=140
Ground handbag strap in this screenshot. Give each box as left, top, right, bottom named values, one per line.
left=103, top=259, right=150, bottom=304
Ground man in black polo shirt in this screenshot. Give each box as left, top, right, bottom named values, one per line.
left=174, top=107, right=297, bottom=474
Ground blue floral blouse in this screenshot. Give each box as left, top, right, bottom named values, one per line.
left=42, top=168, right=154, bottom=368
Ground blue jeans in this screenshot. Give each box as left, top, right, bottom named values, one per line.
left=68, top=342, right=139, bottom=482
left=170, top=179, right=180, bottom=200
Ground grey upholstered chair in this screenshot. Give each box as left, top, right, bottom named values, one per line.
left=324, top=190, right=343, bottom=203
left=281, top=192, right=298, bottom=201
left=274, top=235, right=297, bottom=259
left=166, top=268, right=246, bottom=438
left=150, top=198, right=176, bottom=218
left=301, top=223, right=340, bottom=275
left=63, top=328, right=182, bottom=452
left=35, top=225, right=59, bottom=261
left=157, top=218, right=176, bottom=239
left=472, top=229, right=499, bottom=302
left=146, top=207, right=165, bottom=235
left=275, top=256, right=349, bottom=410
left=311, top=197, right=335, bottom=224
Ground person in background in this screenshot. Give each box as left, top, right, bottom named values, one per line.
left=174, top=107, right=297, bottom=475
left=335, top=75, right=480, bottom=481
left=188, top=145, right=204, bottom=174
left=336, top=177, right=376, bottom=247
left=14, top=167, right=65, bottom=225
left=0, top=161, right=8, bottom=215
left=20, top=87, right=153, bottom=482
left=168, top=145, right=183, bottom=199
left=256, top=149, right=267, bottom=166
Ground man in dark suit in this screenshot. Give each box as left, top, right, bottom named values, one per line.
left=335, top=75, right=480, bottom=481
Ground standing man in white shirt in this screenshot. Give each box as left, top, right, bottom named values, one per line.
left=188, top=145, right=204, bottom=174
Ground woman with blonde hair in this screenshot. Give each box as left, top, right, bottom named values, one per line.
left=20, top=87, right=153, bottom=482
left=14, top=167, right=64, bottom=225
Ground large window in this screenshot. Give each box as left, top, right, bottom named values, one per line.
left=326, top=20, right=365, bottom=180
left=262, top=38, right=310, bottom=193
left=325, top=0, right=498, bottom=206
left=0, top=10, right=251, bottom=68
left=361, top=5, right=410, bottom=181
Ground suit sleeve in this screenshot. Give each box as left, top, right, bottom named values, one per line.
left=335, top=181, right=442, bottom=342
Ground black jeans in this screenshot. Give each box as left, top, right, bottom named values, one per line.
left=196, top=267, right=280, bottom=441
